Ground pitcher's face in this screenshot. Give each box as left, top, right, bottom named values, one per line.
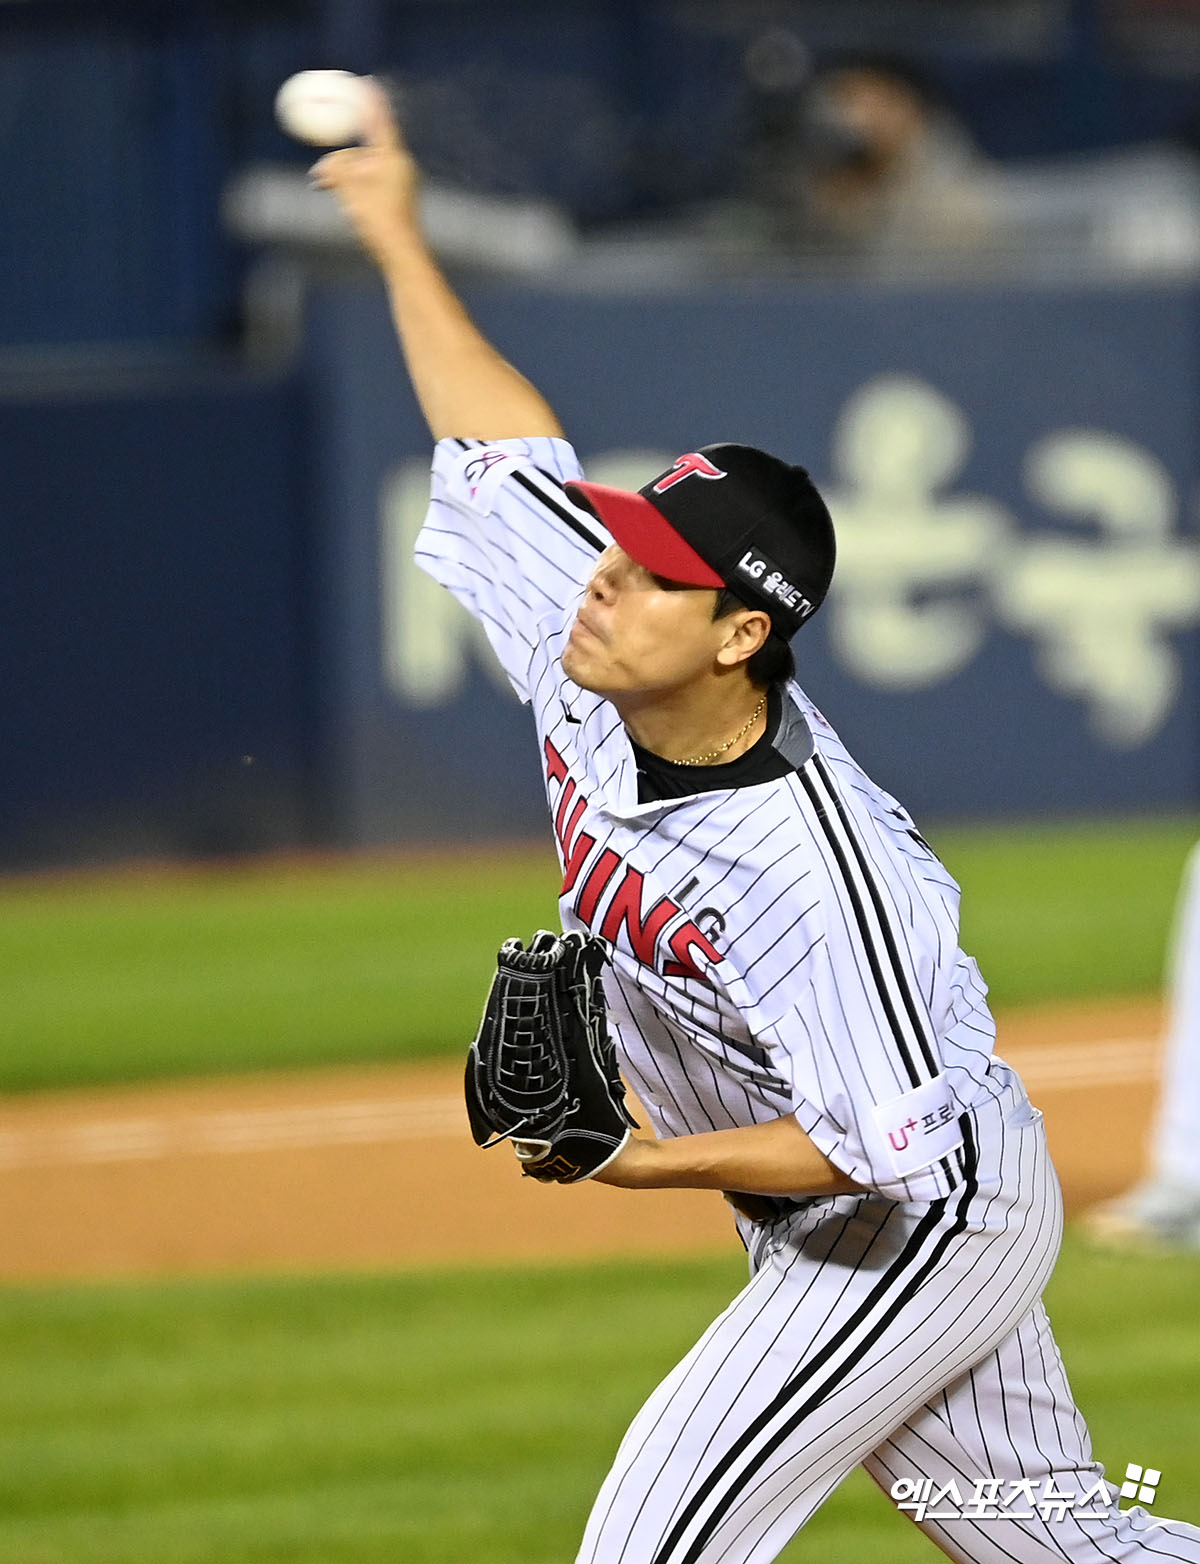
left=562, top=546, right=739, bottom=699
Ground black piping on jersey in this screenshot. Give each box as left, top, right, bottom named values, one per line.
left=650, top=1115, right=980, bottom=1564
left=511, top=467, right=607, bottom=554
left=814, top=753, right=942, bottom=1081
left=799, top=754, right=960, bottom=1194
left=797, top=757, right=940, bottom=1088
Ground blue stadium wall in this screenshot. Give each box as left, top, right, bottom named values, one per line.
left=3, top=275, right=1198, bottom=868
left=0, top=360, right=314, bottom=868
left=308, top=275, right=1200, bottom=845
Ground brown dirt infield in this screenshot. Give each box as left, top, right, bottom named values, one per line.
left=0, top=996, right=1163, bottom=1283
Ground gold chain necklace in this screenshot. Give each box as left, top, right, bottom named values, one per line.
left=667, top=692, right=767, bottom=767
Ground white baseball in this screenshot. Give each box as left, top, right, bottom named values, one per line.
left=274, top=70, right=368, bottom=147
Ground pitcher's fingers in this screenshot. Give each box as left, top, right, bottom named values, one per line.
left=309, top=146, right=364, bottom=186
left=359, top=76, right=402, bottom=149
left=309, top=151, right=335, bottom=186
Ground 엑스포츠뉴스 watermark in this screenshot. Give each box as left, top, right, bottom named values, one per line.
left=1119, top=1465, right=1161, bottom=1505
left=888, top=1467, right=1160, bottom=1524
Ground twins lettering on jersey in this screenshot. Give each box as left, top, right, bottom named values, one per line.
left=543, top=737, right=724, bottom=984
left=735, top=545, right=815, bottom=620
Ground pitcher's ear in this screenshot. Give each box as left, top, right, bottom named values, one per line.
left=715, top=608, right=771, bottom=670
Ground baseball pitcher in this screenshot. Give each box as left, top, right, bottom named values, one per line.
left=315, top=83, right=1200, bottom=1564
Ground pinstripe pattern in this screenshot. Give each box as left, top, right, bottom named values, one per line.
left=414, top=437, right=1200, bottom=1564
left=578, top=1084, right=1074, bottom=1563
left=865, top=1302, right=1200, bottom=1564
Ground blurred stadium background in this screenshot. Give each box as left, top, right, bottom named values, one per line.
left=2, top=1, right=1199, bottom=1560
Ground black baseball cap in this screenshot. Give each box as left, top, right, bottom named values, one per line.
left=565, top=444, right=836, bottom=639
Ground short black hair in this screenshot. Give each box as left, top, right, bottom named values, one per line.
left=713, top=587, right=796, bottom=687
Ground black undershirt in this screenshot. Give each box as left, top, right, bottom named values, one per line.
left=631, top=684, right=795, bottom=803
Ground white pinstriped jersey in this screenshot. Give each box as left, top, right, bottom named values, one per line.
left=416, top=436, right=1014, bottom=1205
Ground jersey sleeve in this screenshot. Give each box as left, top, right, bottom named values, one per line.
left=413, top=436, right=610, bottom=702
left=728, top=872, right=966, bottom=1206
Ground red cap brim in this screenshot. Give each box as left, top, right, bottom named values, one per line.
left=566, top=481, right=725, bottom=589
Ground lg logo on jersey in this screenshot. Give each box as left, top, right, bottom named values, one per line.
left=675, top=875, right=726, bottom=945
left=543, top=737, right=724, bottom=984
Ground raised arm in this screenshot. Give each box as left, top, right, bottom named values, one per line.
left=311, top=80, right=563, bottom=443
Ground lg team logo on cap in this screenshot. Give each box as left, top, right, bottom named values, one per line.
left=737, top=546, right=815, bottom=620
left=652, top=453, right=727, bottom=492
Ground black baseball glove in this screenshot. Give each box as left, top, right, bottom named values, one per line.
left=464, top=930, right=638, bottom=1183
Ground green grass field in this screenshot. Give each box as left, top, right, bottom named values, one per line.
left=0, top=1235, right=1197, bottom=1564
left=2, top=815, right=1196, bottom=1092
left=3, top=819, right=1199, bottom=1561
